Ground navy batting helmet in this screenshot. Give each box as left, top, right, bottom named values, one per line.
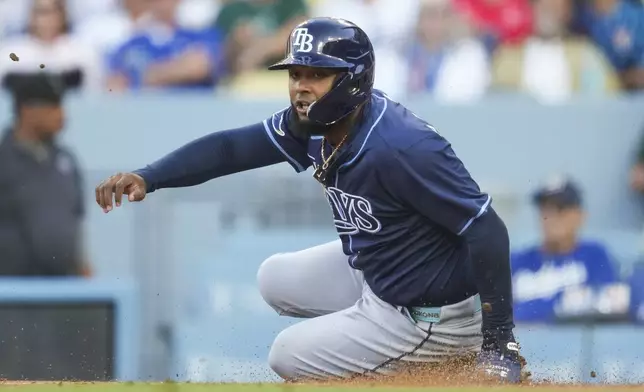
left=268, top=17, right=375, bottom=126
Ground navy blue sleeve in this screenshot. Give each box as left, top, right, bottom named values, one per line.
left=464, top=207, right=515, bottom=335
left=133, top=121, right=287, bottom=193
left=261, top=107, right=311, bottom=172
left=388, top=135, right=491, bottom=235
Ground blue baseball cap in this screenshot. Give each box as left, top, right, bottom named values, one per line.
left=532, top=175, right=583, bottom=209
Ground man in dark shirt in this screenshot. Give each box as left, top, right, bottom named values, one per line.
left=0, top=72, right=90, bottom=276
left=96, top=18, right=523, bottom=383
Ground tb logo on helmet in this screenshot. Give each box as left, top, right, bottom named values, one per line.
left=292, top=28, right=314, bottom=53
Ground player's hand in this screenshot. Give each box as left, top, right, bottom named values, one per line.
left=95, top=172, right=147, bottom=213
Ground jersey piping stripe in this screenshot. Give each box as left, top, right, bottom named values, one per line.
left=457, top=194, right=492, bottom=236
left=339, top=93, right=388, bottom=170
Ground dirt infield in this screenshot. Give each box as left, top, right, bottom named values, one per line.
left=300, top=354, right=643, bottom=391
left=0, top=380, right=642, bottom=392
left=0, top=356, right=642, bottom=392
left=307, top=353, right=526, bottom=388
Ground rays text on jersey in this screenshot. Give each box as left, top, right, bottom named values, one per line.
left=325, top=187, right=381, bottom=235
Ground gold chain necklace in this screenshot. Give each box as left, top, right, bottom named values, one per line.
left=314, top=133, right=349, bottom=187
left=320, top=134, right=349, bottom=171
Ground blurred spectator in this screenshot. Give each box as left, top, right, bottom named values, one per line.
left=74, top=0, right=152, bottom=65
left=452, top=0, right=533, bottom=49
left=106, top=0, right=225, bottom=92
left=0, top=72, right=91, bottom=276
left=511, top=175, right=618, bottom=322
left=575, top=0, right=644, bottom=91
left=0, top=0, right=103, bottom=91
left=406, top=0, right=490, bottom=103
left=309, top=0, right=420, bottom=100
left=491, top=0, right=620, bottom=103
left=213, top=0, right=308, bottom=75
left=75, top=0, right=222, bottom=65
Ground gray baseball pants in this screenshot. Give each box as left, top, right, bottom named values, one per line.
left=257, top=239, right=482, bottom=380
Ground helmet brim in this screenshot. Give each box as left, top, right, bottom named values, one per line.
left=268, top=54, right=352, bottom=71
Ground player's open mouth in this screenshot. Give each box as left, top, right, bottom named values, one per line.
left=295, top=101, right=310, bottom=115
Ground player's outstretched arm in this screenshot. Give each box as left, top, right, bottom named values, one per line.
left=95, top=122, right=286, bottom=213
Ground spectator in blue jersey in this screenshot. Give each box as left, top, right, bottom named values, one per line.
left=106, top=0, right=225, bottom=92
left=511, top=175, right=618, bottom=323
left=574, top=0, right=644, bottom=91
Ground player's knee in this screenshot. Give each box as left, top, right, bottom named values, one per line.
left=257, top=252, right=289, bottom=313
left=268, top=327, right=307, bottom=380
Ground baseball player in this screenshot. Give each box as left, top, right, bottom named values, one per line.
left=95, top=18, right=523, bottom=383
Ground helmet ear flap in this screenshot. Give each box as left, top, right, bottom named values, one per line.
left=307, top=72, right=355, bottom=125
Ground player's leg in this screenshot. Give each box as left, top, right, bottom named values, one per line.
left=257, top=239, right=364, bottom=318
left=267, top=283, right=482, bottom=380
left=406, top=296, right=482, bottom=361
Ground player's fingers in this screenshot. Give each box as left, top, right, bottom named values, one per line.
left=128, top=186, right=145, bottom=202
left=101, top=175, right=119, bottom=212
left=113, top=177, right=131, bottom=207
left=96, top=178, right=113, bottom=210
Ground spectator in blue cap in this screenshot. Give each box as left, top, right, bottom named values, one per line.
left=510, top=175, right=618, bottom=323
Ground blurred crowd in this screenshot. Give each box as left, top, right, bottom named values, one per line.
left=1, top=0, right=644, bottom=325
left=0, top=0, right=643, bottom=103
